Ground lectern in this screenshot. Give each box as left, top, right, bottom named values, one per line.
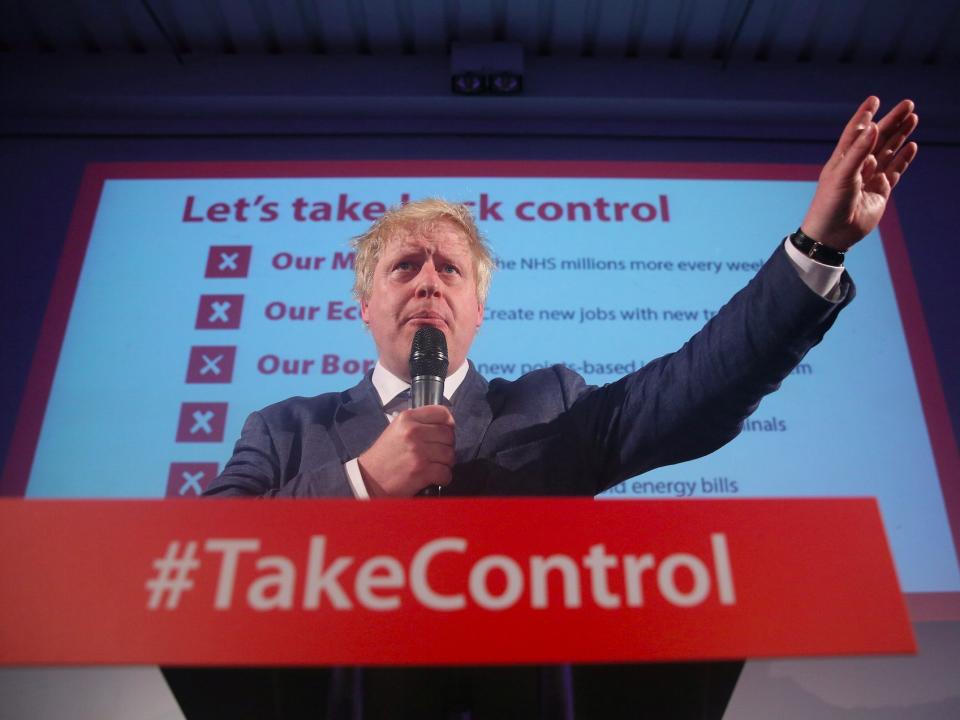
left=1, top=498, right=914, bottom=719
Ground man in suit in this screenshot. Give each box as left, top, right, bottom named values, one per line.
left=194, top=97, right=918, bottom=718
left=206, top=96, right=918, bottom=503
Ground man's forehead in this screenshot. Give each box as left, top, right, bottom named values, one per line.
left=383, top=221, right=471, bottom=256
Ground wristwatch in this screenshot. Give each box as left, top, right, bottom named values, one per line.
left=789, top=228, right=845, bottom=267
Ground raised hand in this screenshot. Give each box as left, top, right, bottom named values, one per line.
left=357, top=405, right=456, bottom=497
left=801, top=96, right=918, bottom=252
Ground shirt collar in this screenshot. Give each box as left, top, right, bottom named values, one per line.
left=371, top=360, right=469, bottom=407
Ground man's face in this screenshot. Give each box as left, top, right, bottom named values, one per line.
left=360, top=221, right=484, bottom=380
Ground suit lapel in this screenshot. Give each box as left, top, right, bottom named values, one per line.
left=451, top=365, right=493, bottom=464
left=333, top=374, right=389, bottom=460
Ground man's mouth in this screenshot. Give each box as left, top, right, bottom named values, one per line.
left=406, top=311, right=447, bottom=328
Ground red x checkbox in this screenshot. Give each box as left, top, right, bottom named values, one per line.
left=205, top=245, right=252, bottom=278
left=195, top=295, right=244, bottom=329
left=166, top=462, right=219, bottom=498
left=176, top=402, right=228, bottom=442
left=186, top=346, right=237, bottom=384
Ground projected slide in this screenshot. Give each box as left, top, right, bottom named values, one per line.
left=4, top=161, right=957, bottom=598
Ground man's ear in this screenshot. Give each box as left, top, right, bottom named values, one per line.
left=476, top=301, right=484, bottom=328
left=360, top=299, right=370, bottom=325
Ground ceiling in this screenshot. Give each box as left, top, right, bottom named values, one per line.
left=1, top=1, right=956, bottom=141
left=1, top=0, right=957, bottom=67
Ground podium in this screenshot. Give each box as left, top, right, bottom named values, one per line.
left=1, top=498, right=913, bottom=718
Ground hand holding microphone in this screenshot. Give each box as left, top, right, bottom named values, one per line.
left=357, top=327, right=454, bottom=497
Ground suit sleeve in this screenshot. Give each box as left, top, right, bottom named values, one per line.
left=565, top=246, right=854, bottom=492
left=203, top=410, right=354, bottom=498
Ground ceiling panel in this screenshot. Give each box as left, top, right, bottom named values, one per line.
left=636, top=0, right=683, bottom=59
left=765, top=0, right=820, bottom=63
left=801, top=1, right=867, bottom=64
left=319, top=0, right=365, bottom=55
left=364, top=0, right=404, bottom=55
left=725, top=0, right=780, bottom=62
left=269, top=0, right=322, bottom=54
left=218, top=0, right=276, bottom=54
left=11, top=0, right=93, bottom=53
left=588, top=0, right=637, bottom=59
left=927, top=2, right=960, bottom=64
left=76, top=0, right=141, bottom=53
left=502, top=1, right=539, bottom=55
left=456, top=0, right=497, bottom=44
left=409, top=0, right=450, bottom=55
left=675, top=0, right=729, bottom=62
left=0, top=0, right=953, bottom=65
left=160, top=0, right=232, bottom=54
left=550, top=0, right=589, bottom=56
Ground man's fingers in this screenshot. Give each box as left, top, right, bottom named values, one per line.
left=422, top=444, right=456, bottom=468
left=874, top=99, right=916, bottom=150
left=425, top=464, right=454, bottom=487
left=860, top=153, right=878, bottom=183
left=404, top=405, right=455, bottom=425
left=828, top=96, right=879, bottom=167
left=876, top=113, right=918, bottom=172
left=836, top=121, right=878, bottom=179
left=412, top=423, right=456, bottom=447
left=886, top=142, right=918, bottom=190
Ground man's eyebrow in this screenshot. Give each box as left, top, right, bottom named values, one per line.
left=385, top=240, right=469, bottom=262
left=384, top=244, right=423, bottom=258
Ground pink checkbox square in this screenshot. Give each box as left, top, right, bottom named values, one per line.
left=195, top=295, right=244, bottom=329
left=176, top=402, right=228, bottom=442
left=205, top=245, right=252, bottom=278
left=166, top=462, right=219, bottom=498
left=186, top=346, right=237, bottom=383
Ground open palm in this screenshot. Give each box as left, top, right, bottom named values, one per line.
left=802, top=97, right=918, bottom=252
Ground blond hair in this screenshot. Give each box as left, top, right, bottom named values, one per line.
left=351, top=198, right=495, bottom=304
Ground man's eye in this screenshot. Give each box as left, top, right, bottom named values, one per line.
left=393, top=261, right=414, bottom=272
left=442, top=264, right=460, bottom=275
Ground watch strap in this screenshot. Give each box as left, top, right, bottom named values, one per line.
left=789, top=228, right=845, bottom=267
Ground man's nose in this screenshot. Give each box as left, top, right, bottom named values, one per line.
left=415, top=264, right=441, bottom=298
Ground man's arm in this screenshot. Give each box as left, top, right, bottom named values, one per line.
left=565, top=247, right=853, bottom=490
left=572, top=97, right=919, bottom=490
left=204, top=409, right=355, bottom=497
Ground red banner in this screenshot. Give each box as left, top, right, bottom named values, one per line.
left=0, top=498, right=913, bottom=665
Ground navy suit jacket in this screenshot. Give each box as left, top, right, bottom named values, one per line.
left=206, top=248, right=852, bottom=498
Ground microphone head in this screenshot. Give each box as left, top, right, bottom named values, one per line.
left=409, top=326, right=449, bottom=380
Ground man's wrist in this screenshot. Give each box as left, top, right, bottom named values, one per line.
left=356, top=453, right=392, bottom=498
left=782, top=238, right=845, bottom=300
left=790, top=227, right=846, bottom=267
left=344, top=458, right=371, bottom=499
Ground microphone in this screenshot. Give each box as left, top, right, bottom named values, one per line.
left=409, top=326, right=449, bottom=497
left=409, top=326, right=449, bottom=409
